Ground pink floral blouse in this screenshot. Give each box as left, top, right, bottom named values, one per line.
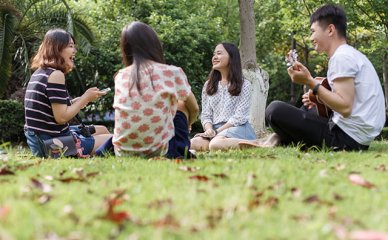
left=112, top=62, right=191, bottom=157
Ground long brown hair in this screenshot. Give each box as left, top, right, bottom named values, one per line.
left=206, top=43, right=243, bottom=96
left=31, top=28, right=75, bottom=73
left=120, top=21, right=165, bottom=93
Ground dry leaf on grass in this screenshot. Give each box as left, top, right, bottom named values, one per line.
left=57, top=169, right=100, bottom=183
left=189, top=175, right=209, bottom=182
left=101, top=191, right=130, bottom=225
left=374, top=164, right=386, bottom=172
left=212, top=173, right=228, bottom=179
left=348, top=174, right=376, bottom=189
left=153, top=214, right=180, bottom=228
left=30, top=178, right=52, bottom=193
left=0, top=166, right=14, bottom=175
left=179, top=166, right=200, bottom=172
left=0, top=206, right=10, bottom=220
left=147, top=198, right=174, bottom=209
left=349, top=230, right=388, bottom=240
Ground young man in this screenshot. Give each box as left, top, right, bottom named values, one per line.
left=240, top=4, right=385, bottom=151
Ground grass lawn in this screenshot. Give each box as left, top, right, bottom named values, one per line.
left=1, top=141, right=388, bottom=239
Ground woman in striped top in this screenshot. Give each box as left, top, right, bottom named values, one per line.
left=24, top=28, right=112, bottom=157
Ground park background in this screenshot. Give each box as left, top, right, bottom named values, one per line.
left=1, top=1, right=388, bottom=239
left=0, top=0, right=387, bottom=142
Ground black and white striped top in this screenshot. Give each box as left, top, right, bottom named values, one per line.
left=24, top=68, right=71, bottom=135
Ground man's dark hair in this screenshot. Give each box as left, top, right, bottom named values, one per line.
left=310, top=4, right=347, bottom=39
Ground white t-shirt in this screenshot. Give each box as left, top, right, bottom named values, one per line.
left=328, top=44, right=385, bottom=145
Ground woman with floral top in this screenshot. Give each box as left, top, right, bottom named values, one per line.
left=112, top=21, right=199, bottom=158
left=190, top=43, right=256, bottom=151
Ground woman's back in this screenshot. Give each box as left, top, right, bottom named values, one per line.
left=113, top=61, right=191, bottom=157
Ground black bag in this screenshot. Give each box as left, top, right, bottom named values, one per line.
left=41, top=135, right=78, bottom=158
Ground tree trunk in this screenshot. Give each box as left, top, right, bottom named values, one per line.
left=383, top=52, right=388, bottom=113
left=239, top=0, right=269, bottom=137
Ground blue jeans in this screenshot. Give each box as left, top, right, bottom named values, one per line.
left=24, top=129, right=52, bottom=157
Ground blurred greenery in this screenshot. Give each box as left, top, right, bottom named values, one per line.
left=1, top=0, right=387, bottom=115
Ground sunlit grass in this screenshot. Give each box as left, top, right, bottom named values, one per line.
left=0, top=141, right=388, bottom=239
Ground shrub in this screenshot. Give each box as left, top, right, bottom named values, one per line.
left=0, top=100, right=24, bottom=143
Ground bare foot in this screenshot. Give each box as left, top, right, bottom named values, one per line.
left=239, top=133, right=281, bottom=149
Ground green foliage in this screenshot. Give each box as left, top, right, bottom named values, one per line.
left=69, top=0, right=229, bottom=108
left=0, top=100, right=24, bottom=142
left=2, top=0, right=387, bottom=114
left=0, top=1, right=19, bottom=97
left=254, top=0, right=387, bottom=103
left=0, top=0, right=95, bottom=100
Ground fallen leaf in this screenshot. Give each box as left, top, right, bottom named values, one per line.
left=38, top=194, right=52, bottom=204
left=333, top=193, right=344, bottom=201
left=303, top=195, right=320, bottom=204
left=374, top=164, right=386, bottom=172
left=348, top=174, right=376, bottom=189
left=291, top=187, right=301, bottom=198
left=30, top=178, right=52, bottom=193
left=265, top=196, right=278, bottom=208
left=350, top=230, right=388, bottom=240
left=14, top=163, right=33, bottom=171
left=148, top=156, right=168, bottom=161
left=86, top=172, right=99, bottom=178
left=248, top=191, right=264, bottom=209
left=0, top=206, right=10, bottom=220
left=101, top=190, right=130, bottom=225
left=189, top=175, right=209, bottom=182
left=153, top=214, right=180, bottom=228
left=57, top=177, right=86, bottom=183
left=267, top=181, right=284, bottom=191
left=245, top=173, right=256, bottom=188
left=57, top=171, right=99, bottom=183
left=44, top=175, right=54, bottom=181
left=206, top=208, right=223, bottom=229
left=147, top=198, right=174, bottom=209
left=179, top=166, right=200, bottom=172
left=212, top=173, right=228, bottom=179
left=0, top=166, right=14, bottom=175
left=333, top=224, right=348, bottom=240
left=291, top=214, right=311, bottom=223
left=174, top=159, right=183, bottom=164
left=260, top=153, right=277, bottom=159
left=332, top=164, right=346, bottom=171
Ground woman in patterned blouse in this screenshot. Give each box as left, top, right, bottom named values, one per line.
left=112, top=21, right=199, bottom=158
left=190, top=43, right=256, bottom=151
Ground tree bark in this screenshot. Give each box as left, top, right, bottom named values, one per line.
left=239, top=0, right=269, bottom=136
left=383, top=52, right=388, bottom=113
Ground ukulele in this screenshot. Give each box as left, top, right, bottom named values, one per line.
left=308, top=77, right=333, bottom=118
left=285, top=50, right=332, bottom=118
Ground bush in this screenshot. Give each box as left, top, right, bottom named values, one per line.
left=0, top=100, right=24, bottom=143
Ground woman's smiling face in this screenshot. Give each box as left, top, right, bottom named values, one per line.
left=212, top=44, right=230, bottom=71
left=60, top=38, right=77, bottom=71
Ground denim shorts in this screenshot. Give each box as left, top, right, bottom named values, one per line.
left=214, top=122, right=256, bottom=140
left=24, top=126, right=95, bottom=157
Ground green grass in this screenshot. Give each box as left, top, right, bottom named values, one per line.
left=1, top=141, right=388, bottom=239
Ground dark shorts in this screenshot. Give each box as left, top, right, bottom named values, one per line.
left=166, top=111, right=194, bottom=159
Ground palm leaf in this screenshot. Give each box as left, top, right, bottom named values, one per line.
left=0, top=10, right=18, bottom=97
